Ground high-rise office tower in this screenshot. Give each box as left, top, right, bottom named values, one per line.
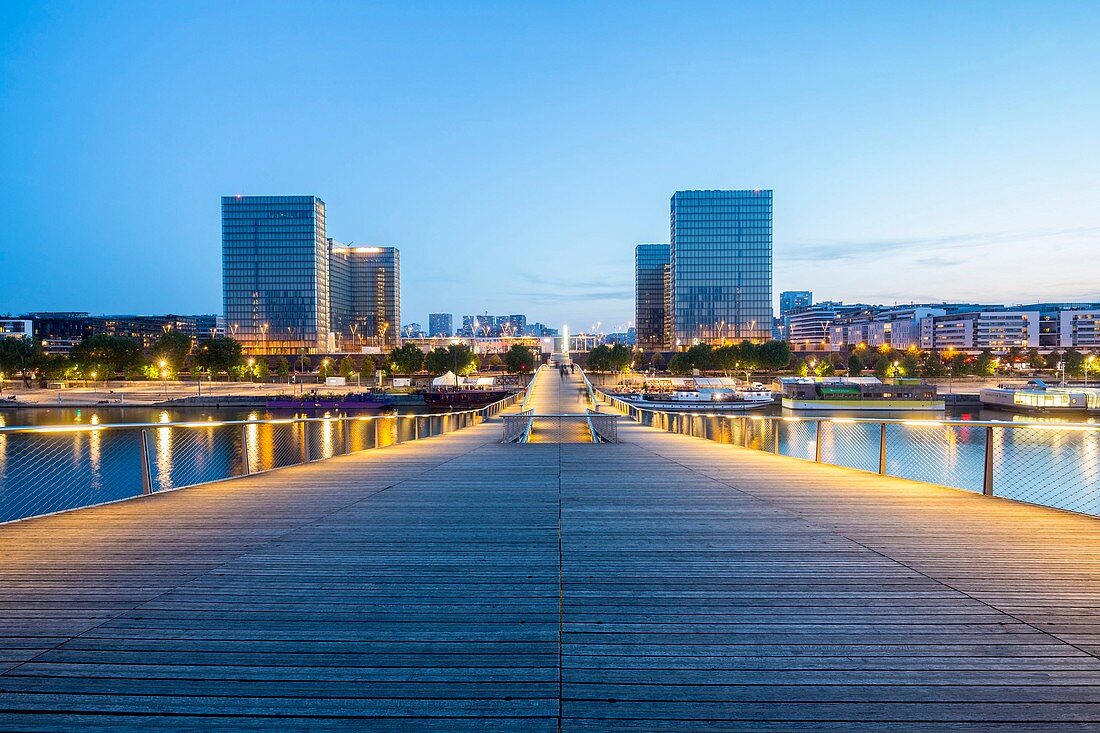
left=428, top=313, right=453, bottom=337
left=222, top=195, right=329, bottom=353
left=779, top=291, right=813, bottom=316
left=670, top=190, right=773, bottom=345
left=635, top=243, right=671, bottom=349
left=329, top=241, right=401, bottom=349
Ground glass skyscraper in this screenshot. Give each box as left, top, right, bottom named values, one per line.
left=635, top=243, right=670, bottom=349
left=329, top=241, right=401, bottom=349
left=670, top=190, right=773, bottom=345
left=222, top=195, right=329, bottom=353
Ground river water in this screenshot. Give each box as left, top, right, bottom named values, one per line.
left=0, top=403, right=1097, bottom=523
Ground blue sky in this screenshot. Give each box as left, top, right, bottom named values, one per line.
left=1, top=1, right=1098, bottom=331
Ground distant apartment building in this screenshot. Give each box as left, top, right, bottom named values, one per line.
left=634, top=243, right=670, bottom=349
left=829, top=305, right=953, bottom=351
left=0, top=319, right=32, bottom=340
left=787, top=302, right=854, bottom=351
left=428, top=313, right=453, bottom=337
left=1059, top=309, right=1100, bottom=348
left=670, top=190, right=773, bottom=345
left=401, top=323, right=425, bottom=338
left=779, top=291, right=812, bottom=316
left=24, top=312, right=217, bottom=354
left=777, top=290, right=813, bottom=341
left=919, top=310, right=1040, bottom=350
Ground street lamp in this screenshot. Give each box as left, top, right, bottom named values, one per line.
left=247, top=358, right=255, bottom=384
left=893, top=360, right=900, bottom=379
left=1086, top=354, right=1096, bottom=388
left=159, top=359, right=168, bottom=397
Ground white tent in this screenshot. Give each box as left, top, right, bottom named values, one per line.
left=432, top=371, right=459, bottom=386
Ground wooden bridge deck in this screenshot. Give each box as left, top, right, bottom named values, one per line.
left=2, top=402, right=1100, bottom=729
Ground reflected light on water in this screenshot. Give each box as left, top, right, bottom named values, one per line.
left=156, top=422, right=173, bottom=491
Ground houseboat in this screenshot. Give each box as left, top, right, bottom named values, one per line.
left=614, top=377, right=774, bottom=412
left=422, top=374, right=519, bottom=408
left=979, top=380, right=1100, bottom=414
left=780, top=377, right=944, bottom=412
left=266, top=391, right=422, bottom=411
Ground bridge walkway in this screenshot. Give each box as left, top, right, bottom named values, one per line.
left=521, top=366, right=592, bottom=443
left=1, top=381, right=1100, bottom=728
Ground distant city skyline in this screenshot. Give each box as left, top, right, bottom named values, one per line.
left=2, top=3, right=1098, bottom=326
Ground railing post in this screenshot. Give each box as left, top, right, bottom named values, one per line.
left=139, top=429, right=153, bottom=494
left=743, top=417, right=750, bottom=448
left=343, top=418, right=351, bottom=454
left=414, top=416, right=420, bottom=440
left=983, top=425, right=995, bottom=496
left=303, top=421, right=312, bottom=462
left=772, top=419, right=780, bottom=454
left=814, top=421, right=823, bottom=462
left=374, top=419, right=381, bottom=449
left=239, top=424, right=251, bottom=476
left=878, top=422, right=887, bottom=475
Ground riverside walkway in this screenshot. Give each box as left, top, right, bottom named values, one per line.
left=2, top=372, right=1100, bottom=729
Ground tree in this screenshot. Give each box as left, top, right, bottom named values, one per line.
left=424, top=347, right=451, bottom=375
left=975, top=350, right=997, bottom=377
left=873, top=356, right=891, bottom=380
left=606, top=343, right=632, bottom=372
left=275, top=356, right=291, bottom=381
left=587, top=345, right=611, bottom=372
left=70, top=335, right=142, bottom=381
left=0, top=337, right=42, bottom=387
left=649, top=352, right=665, bottom=372
left=388, top=343, right=425, bottom=374
left=899, top=353, right=920, bottom=378
left=339, top=356, right=356, bottom=379
left=920, top=350, right=946, bottom=378
left=152, top=330, right=193, bottom=373
left=193, top=337, right=243, bottom=380
left=847, top=353, right=863, bottom=376
left=503, top=344, right=536, bottom=374
left=361, top=355, right=376, bottom=376
left=1027, top=348, right=1045, bottom=371
left=254, top=359, right=271, bottom=380
left=756, top=340, right=792, bottom=373
left=317, top=359, right=335, bottom=379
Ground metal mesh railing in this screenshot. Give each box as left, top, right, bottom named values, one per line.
left=993, top=426, right=1100, bottom=514
left=0, top=388, right=526, bottom=525
left=580, top=370, right=1100, bottom=519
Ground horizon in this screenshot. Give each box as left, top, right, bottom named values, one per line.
left=2, top=2, right=1098, bottom=326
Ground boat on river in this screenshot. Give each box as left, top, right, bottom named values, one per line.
left=980, top=379, right=1100, bottom=414
left=614, top=377, right=774, bottom=412
left=266, top=392, right=423, bottom=411
left=780, top=377, right=944, bottom=412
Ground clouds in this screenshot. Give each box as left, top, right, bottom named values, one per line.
left=782, top=226, right=1100, bottom=264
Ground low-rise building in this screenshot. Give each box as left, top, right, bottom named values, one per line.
left=919, top=310, right=1039, bottom=350
left=0, top=319, right=33, bottom=340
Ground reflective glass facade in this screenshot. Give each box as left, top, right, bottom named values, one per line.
left=222, top=195, right=329, bottom=353
left=635, top=244, right=670, bottom=349
left=329, top=242, right=401, bottom=349
left=670, top=190, right=772, bottom=345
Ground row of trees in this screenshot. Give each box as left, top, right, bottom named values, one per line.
left=665, top=341, right=793, bottom=377
left=798, top=344, right=1099, bottom=379
left=386, top=343, right=536, bottom=376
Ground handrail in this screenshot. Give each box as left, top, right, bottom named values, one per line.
left=585, top=373, right=1100, bottom=431
left=587, top=378, right=1100, bottom=516
left=0, top=391, right=524, bottom=435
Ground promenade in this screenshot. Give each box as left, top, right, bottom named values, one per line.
left=1, top=369, right=1100, bottom=729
